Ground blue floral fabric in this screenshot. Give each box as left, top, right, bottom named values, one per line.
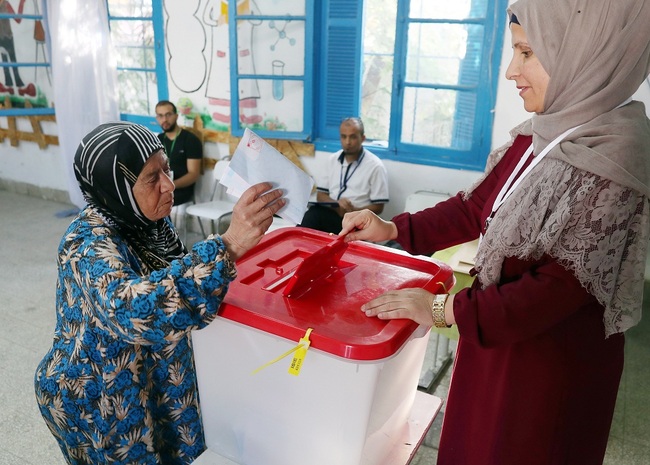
left=34, top=206, right=236, bottom=464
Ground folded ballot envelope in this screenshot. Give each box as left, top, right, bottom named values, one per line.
left=220, top=128, right=314, bottom=224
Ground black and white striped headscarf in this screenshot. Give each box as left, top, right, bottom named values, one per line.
left=74, top=122, right=186, bottom=270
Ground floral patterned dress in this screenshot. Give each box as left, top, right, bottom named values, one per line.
left=34, top=207, right=236, bottom=465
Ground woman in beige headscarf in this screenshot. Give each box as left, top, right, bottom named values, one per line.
left=340, top=0, right=650, bottom=463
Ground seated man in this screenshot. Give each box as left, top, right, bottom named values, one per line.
left=300, top=117, right=389, bottom=234
left=155, top=100, right=203, bottom=231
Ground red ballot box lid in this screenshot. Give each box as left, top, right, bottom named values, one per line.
left=219, top=227, right=455, bottom=361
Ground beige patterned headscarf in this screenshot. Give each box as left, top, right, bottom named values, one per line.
left=471, top=0, right=650, bottom=336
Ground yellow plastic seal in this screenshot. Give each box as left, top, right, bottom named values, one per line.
left=251, top=328, right=314, bottom=376
left=288, top=328, right=313, bottom=376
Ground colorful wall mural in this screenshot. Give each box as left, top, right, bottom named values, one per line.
left=164, top=0, right=306, bottom=135
left=0, top=0, right=52, bottom=110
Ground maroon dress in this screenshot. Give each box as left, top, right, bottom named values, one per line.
left=392, top=135, right=624, bottom=465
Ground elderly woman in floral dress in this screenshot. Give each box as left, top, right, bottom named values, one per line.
left=34, top=122, right=284, bottom=465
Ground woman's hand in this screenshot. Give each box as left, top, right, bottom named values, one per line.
left=339, top=209, right=398, bottom=243
left=361, top=288, right=437, bottom=326
left=221, top=182, right=285, bottom=260
left=361, top=289, right=455, bottom=327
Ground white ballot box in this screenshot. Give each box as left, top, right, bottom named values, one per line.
left=192, top=228, right=454, bottom=465
left=191, top=391, right=443, bottom=465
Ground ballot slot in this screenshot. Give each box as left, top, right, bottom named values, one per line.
left=254, top=235, right=350, bottom=298
left=281, top=235, right=348, bottom=298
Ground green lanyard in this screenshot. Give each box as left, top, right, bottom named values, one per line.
left=165, top=128, right=181, bottom=155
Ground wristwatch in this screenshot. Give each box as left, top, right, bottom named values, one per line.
left=431, top=294, right=449, bottom=328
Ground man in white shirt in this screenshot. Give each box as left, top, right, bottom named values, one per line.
left=300, top=117, right=389, bottom=234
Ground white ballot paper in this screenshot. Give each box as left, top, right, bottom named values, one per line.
left=220, top=129, right=314, bottom=225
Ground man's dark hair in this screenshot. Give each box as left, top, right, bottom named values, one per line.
left=155, top=100, right=177, bottom=114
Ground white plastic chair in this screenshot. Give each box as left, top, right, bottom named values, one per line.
left=171, top=202, right=191, bottom=242
left=185, top=158, right=236, bottom=237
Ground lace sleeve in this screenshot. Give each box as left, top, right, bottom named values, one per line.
left=474, top=157, right=649, bottom=336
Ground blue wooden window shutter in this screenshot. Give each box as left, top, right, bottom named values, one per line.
left=317, top=0, right=363, bottom=140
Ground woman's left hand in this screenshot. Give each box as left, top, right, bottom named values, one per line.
left=361, top=288, right=437, bottom=326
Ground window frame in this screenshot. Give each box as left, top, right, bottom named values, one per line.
left=0, top=6, right=54, bottom=117
left=103, top=0, right=507, bottom=172
left=105, top=0, right=168, bottom=133
left=314, top=0, right=508, bottom=172
left=228, top=1, right=314, bottom=141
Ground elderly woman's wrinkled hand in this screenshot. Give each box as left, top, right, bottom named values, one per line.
left=221, top=182, right=285, bottom=260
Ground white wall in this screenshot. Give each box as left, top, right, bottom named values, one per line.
left=2, top=23, right=650, bottom=221
left=0, top=119, right=65, bottom=193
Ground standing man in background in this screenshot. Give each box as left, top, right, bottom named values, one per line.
left=156, top=100, right=203, bottom=232
left=300, top=117, right=389, bottom=234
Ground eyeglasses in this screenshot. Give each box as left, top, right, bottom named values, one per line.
left=156, top=112, right=176, bottom=119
